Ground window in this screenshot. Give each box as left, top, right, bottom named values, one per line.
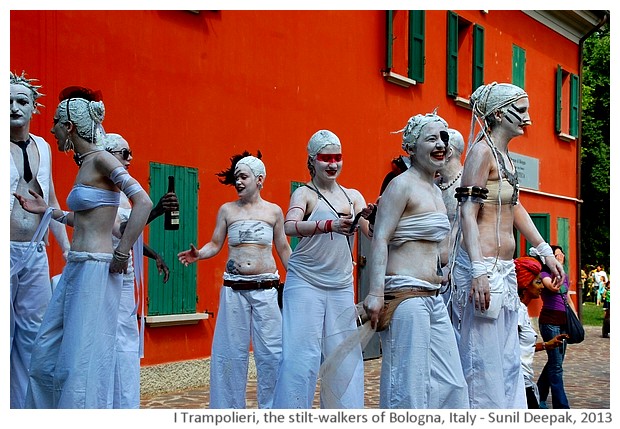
left=384, top=10, right=425, bottom=86
left=525, top=213, right=550, bottom=254
left=447, top=11, right=485, bottom=100
left=148, top=162, right=199, bottom=316
left=512, top=44, right=526, bottom=89
left=557, top=217, right=570, bottom=274
left=556, top=65, right=580, bottom=139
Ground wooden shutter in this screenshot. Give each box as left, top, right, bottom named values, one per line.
left=446, top=11, right=458, bottom=97
left=408, top=10, right=425, bottom=82
left=148, top=162, right=199, bottom=315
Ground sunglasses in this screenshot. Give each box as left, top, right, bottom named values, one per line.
left=316, top=153, right=343, bottom=163
left=106, top=148, right=132, bottom=160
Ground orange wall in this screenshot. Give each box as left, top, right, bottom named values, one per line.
left=11, top=10, right=581, bottom=364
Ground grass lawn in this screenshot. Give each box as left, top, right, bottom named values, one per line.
left=580, top=302, right=606, bottom=326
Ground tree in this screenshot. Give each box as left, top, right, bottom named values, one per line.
left=581, top=22, right=610, bottom=270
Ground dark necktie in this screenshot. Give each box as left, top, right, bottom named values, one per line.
left=13, top=139, right=33, bottom=183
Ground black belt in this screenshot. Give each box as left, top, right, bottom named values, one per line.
left=223, top=279, right=280, bottom=291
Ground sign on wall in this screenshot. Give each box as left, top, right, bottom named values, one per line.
left=510, top=152, right=539, bottom=190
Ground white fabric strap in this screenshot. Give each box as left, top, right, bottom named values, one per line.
left=528, top=242, right=553, bottom=258
left=471, top=261, right=488, bottom=279
left=10, top=207, right=53, bottom=277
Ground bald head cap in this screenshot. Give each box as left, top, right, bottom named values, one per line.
left=447, top=128, right=465, bottom=154
left=235, top=155, right=266, bottom=178
left=470, top=82, right=528, bottom=119
left=307, top=129, right=341, bottom=157
left=400, top=112, right=448, bottom=153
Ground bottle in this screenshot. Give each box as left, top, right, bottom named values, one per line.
left=164, top=175, right=180, bottom=230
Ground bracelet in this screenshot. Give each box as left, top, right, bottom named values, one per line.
left=325, top=219, right=333, bottom=233
left=113, top=249, right=130, bottom=262
left=55, top=209, right=70, bottom=224
left=294, top=221, right=308, bottom=237
left=471, top=261, right=488, bottom=279
left=542, top=342, right=547, bottom=350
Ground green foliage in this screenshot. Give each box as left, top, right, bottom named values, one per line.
left=580, top=22, right=610, bottom=269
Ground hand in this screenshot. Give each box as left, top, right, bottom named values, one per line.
left=178, top=244, right=200, bottom=266
left=469, top=275, right=491, bottom=312
left=13, top=190, right=49, bottom=214
left=363, top=293, right=384, bottom=330
left=547, top=333, right=570, bottom=349
left=159, top=192, right=179, bottom=212
left=544, top=255, right=566, bottom=284
left=109, top=256, right=129, bottom=274
left=545, top=276, right=562, bottom=292
left=334, top=214, right=355, bottom=236
left=156, top=256, right=170, bottom=283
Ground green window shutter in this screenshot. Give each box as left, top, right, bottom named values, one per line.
left=472, top=24, right=484, bottom=92
left=525, top=214, right=550, bottom=252
left=446, top=11, right=458, bottom=97
left=408, top=10, right=425, bottom=82
left=557, top=217, right=570, bottom=274
left=289, top=181, right=305, bottom=251
left=512, top=45, right=526, bottom=89
left=148, top=163, right=199, bottom=315
left=570, top=73, right=580, bottom=137
left=386, top=11, right=394, bottom=70
left=556, top=65, right=563, bottom=133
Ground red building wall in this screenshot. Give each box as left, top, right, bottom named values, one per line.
left=10, top=10, right=581, bottom=365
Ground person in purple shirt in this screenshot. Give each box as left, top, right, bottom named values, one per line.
left=537, top=245, right=574, bottom=409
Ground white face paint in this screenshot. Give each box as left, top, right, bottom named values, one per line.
left=50, top=105, right=71, bottom=151
left=10, top=84, right=35, bottom=130
left=413, top=122, right=448, bottom=174
left=313, top=144, right=342, bottom=181
left=501, top=97, right=531, bottom=137
left=234, top=163, right=260, bottom=197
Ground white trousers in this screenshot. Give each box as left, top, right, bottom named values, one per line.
left=25, top=252, right=122, bottom=408
left=273, top=271, right=364, bottom=408
left=453, top=252, right=526, bottom=408
left=379, top=293, right=469, bottom=409
left=209, top=286, right=282, bottom=409
left=112, top=272, right=140, bottom=408
left=10, top=242, right=51, bottom=409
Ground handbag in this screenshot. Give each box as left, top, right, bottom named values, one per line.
left=562, top=293, right=585, bottom=344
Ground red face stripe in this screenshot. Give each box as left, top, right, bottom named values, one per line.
left=316, top=153, right=343, bottom=163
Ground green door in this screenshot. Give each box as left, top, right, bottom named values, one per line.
left=147, top=162, right=199, bottom=315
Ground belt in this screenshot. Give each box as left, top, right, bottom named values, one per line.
left=223, top=279, right=280, bottom=291
left=356, top=288, right=440, bottom=331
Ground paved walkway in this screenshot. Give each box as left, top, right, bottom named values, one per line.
left=141, top=325, right=610, bottom=409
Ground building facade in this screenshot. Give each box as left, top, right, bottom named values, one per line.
left=10, top=10, right=607, bottom=367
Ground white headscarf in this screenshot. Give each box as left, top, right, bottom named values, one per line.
left=58, top=97, right=106, bottom=145
left=103, top=133, right=128, bottom=151
left=399, top=112, right=448, bottom=154
left=235, top=155, right=266, bottom=178
left=307, top=129, right=341, bottom=157
left=470, top=82, right=528, bottom=119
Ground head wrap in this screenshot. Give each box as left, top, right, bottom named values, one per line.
left=307, top=129, right=341, bottom=157
left=399, top=111, right=448, bottom=154
left=57, top=97, right=106, bottom=145
left=235, top=155, right=266, bottom=178
left=10, top=71, right=44, bottom=113
left=447, top=128, right=465, bottom=154
left=514, top=256, right=542, bottom=291
left=103, top=133, right=128, bottom=151
left=470, top=82, right=528, bottom=119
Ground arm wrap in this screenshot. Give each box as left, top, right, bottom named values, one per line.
left=109, top=166, right=144, bottom=198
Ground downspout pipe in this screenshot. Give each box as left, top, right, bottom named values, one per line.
left=576, top=11, right=608, bottom=315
